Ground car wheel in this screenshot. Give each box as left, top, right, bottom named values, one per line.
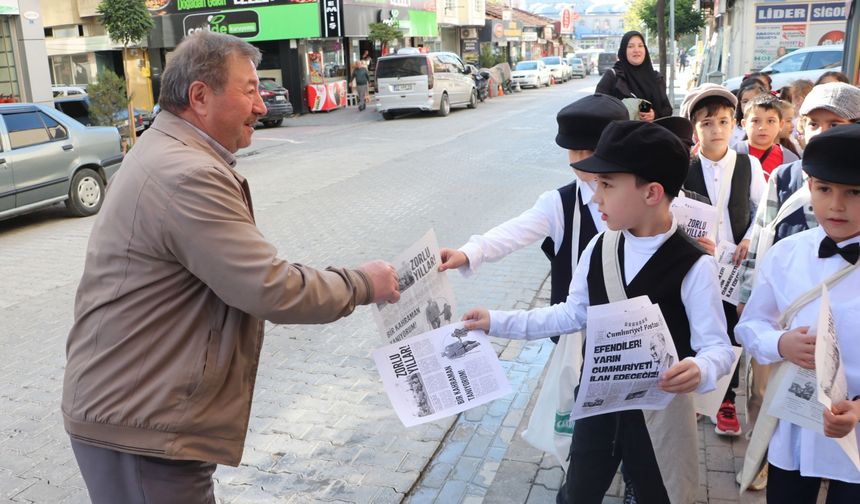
left=437, top=93, right=450, bottom=117
left=536, top=78, right=541, bottom=88
left=468, top=89, right=478, bottom=109
left=263, top=119, right=283, bottom=128
left=66, top=168, right=105, bottom=217
left=382, top=111, right=394, bottom=120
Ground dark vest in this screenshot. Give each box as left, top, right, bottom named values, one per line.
left=684, top=154, right=752, bottom=244
left=541, top=181, right=598, bottom=305
left=587, top=230, right=706, bottom=360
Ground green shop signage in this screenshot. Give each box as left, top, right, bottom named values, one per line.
left=179, top=3, right=320, bottom=41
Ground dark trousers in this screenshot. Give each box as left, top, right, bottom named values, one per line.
left=767, top=463, right=860, bottom=504
left=722, top=301, right=740, bottom=403
left=71, top=438, right=217, bottom=504
left=559, top=410, right=670, bottom=504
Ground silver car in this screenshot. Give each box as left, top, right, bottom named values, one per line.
left=0, top=103, right=123, bottom=221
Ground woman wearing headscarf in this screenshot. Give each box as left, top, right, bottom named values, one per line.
left=596, top=31, right=673, bottom=121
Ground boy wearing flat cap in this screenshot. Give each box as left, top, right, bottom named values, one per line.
left=736, top=124, right=860, bottom=503
left=738, top=83, right=860, bottom=455
left=681, top=83, right=768, bottom=438
left=462, top=121, right=734, bottom=504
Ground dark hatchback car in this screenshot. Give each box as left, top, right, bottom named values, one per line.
left=258, top=78, right=292, bottom=128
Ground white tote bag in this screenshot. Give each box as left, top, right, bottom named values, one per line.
left=521, top=331, right=582, bottom=471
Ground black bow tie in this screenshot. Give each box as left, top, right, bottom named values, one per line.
left=819, top=236, right=860, bottom=265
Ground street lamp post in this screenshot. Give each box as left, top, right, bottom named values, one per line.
left=669, top=0, right=676, bottom=111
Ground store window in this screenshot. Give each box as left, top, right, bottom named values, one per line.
left=0, top=18, right=19, bottom=102
left=50, top=54, right=96, bottom=86
left=306, top=39, right=346, bottom=82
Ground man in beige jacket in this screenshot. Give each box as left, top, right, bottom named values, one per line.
left=62, top=31, right=400, bottom=504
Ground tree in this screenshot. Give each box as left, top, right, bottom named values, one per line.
left=98, top=0, right=154, bottom=145
left=629, top=0, right=705, bottom=77
left=87, top=70, right=128, bottom=130
left=368, top=21, right=401, bottom=55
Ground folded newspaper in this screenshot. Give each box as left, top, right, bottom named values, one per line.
left=373, top=229, right=457, bottom=344
left=768, top=286, right=860, bottom=470
left=671, top=195, right=718, bottom=242
left=373, top=323, right=513, bottom=427
left=572, top=296, right=678, bottom=420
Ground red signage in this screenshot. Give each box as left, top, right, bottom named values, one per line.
left=560, top=6, right=574, bottom=34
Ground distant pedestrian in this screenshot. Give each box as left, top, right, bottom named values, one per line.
left=62, top=31, right=400, bottom=504
left=679, top=50, right=688, bottom=73
left=352, top=60, right=370, bottom=111
left=596, top=31, right=673, bottom=121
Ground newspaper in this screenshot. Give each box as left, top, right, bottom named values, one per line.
left=572, top=296, right=678, bottom=420
left=693, top=346, right=743, bottom=417
left=814, top=287, right=860, bottom=470
left=671, top=195, right=719, bottom=242
left=768, top=287, right=860, bottom=470
left=373, top=229, right=457, bottom=344
left=715, top=241, right=746, bottom=306
left=372, top=322, right=513, bottom=427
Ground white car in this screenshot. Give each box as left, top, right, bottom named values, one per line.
left=723, top=45, right=843, bottom=92
left=541, top=56, right=572, bottom=83
left=512, top=60, right=552, bottom=88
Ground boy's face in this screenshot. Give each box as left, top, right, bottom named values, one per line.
left=809, top=177, right=860, bottom=242
left=803, top=109, right=854, bottom=142
left=592, top=172, right=651, bottom=231
left=742, top=107, right=783, bottom=149
left=692, top=107, right=734, bottom=152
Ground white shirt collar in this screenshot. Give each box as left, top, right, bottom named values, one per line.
left=815, top=225, right=860, bottom=248
left=621, top=217, right=679, bottom=253
left=698, top=148, right=736, bottom=171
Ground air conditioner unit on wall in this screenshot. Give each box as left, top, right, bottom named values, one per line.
left=461, top=28, right=478, bottom=39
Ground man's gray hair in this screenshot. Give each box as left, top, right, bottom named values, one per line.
left=159, top=31, right=262, bottom=114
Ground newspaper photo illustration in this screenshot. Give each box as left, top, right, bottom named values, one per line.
left=768, top=286, right=860, bottom=470
left=670, top=195, right=718, bottom=242
left=572, top=296, right=678, bottom=420
left=372, top=322, right=513, bottom=427
left=715, top=241, right=746, bottom=306
left=373, top=229, right=457, bottom=344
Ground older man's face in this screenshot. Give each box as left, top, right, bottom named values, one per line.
left=203, top=54, right=267, bottom=153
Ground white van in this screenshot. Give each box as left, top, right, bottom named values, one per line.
left=374, top=51, right=477, bottom=120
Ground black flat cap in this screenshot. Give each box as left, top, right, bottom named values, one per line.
left=572, top=121, right=690, bottom=195
left=555, top=94, right=629, bottom=150
left=654, top=116, right=695, bottom=148
left=803, top=123, right=860, bottom=185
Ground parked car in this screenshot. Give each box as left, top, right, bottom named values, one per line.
left=511, top=60, right=552, bottom=88
left=0, top=103, right=123, bottom=221
left=374, top=50, right=477, bottom=120
left=258, top=77, right=292, bottom=127
left=54, top=95, right=146, bottom=136
left=52, top=85, right=87, bottom=97
left=575, top=51, right=598, bottom=74
left=722, top=45, right=844, bottom=92
left=597, top=52, right=619, bottom=75
left=567, top=57, right=587, bottom=79
left=541, top=56, right=572, bottom=82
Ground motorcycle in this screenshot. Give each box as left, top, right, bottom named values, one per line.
left=467, top=65, right=490, bottom=103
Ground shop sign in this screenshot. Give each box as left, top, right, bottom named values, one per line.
left=809, top=2, right=847, bottom=21
left=522, top=31, right=537, bottom=42
left=493, top=22, right=504, bottom=39
left=379, top=8, right=411, bottom=30
left=755, top=4, right=808, bottom=23
left=320, top=0, right=343, bottom=37
left=148, top=0, right=314, bottom=16
left=543, top=25, right=552, bottom=40
left=559, top=6, right=573, bottom=34
left=0, top=0, right=18, bottom=15
left=183, top=10, right=260, bottom=37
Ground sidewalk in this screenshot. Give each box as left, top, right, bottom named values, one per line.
left=405, top=275, right=772, bottom=504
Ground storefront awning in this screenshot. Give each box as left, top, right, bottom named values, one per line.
left=46, top=36, right=124, bottom=56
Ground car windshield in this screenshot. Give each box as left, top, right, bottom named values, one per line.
left=376, top=56, right=428, bottom=78
left=542, top=57, right=561, bottom=65
left=516, top=62, right=538, bottom=70
left=572, top=58, right=583, bottom=64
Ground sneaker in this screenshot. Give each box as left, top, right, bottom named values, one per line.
left=622, top=482, right=637, bottom=504
left=715, top=400, right=742, bottom=436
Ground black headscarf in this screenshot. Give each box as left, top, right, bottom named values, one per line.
left=611, top=31, right=671, bottom=116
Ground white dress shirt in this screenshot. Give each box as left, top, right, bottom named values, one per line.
left=488, top=220, right=735, bottom=394
left=736, top=227, right=860, bottom=483
left=729, top=125, right=746, bottom=150
left=696, top=149, right=766, bottom=245
left=459, top=175, right=604, bottom=277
